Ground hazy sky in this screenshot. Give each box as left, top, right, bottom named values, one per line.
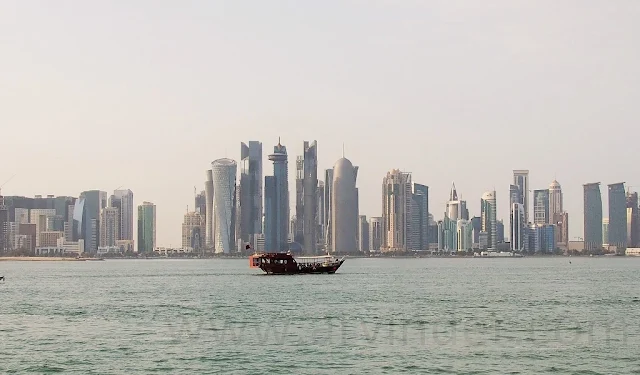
left=1, top=1, right=639, bottom=247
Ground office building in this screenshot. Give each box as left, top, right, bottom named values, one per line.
left=627, top=191, right=639, bottom=247
left=369, top=216, right=382, bottom=252
left=533, top=189, right=549, bottom=225
left=331, top=157, right=358, bottom=254
left=481, top=190, right=497, bottom=249
left=549, top=180, right=563, bottom=223
left=239, top=141, right=263, bottom=245
left=608, top=182, right=627, bottom=250
left=205, top=170, right=214, bottom=249
left=265, top=140, right=289, bottom=251
left=211, top=158, right=237, bottom=254
left=137, top=201, right=156, bottom=253
left=182, top=211, right=205, bottom=250
left=382, top=169, right=412, bottom=251
left=583, top=183, right=603, bottom=252
left=513, top=170, right=529, bottom=222
left=109, top=189, right=134, bottom=241
left=510, top=203, right=526, bottom=251
left=358, top=215, right=369, bottom=253
left=99, top=207, right=119, bottom=247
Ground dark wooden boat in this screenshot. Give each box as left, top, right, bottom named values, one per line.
left=249, top=252, right=345, bottom=275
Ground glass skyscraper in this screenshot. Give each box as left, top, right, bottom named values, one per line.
left=583, top=183, right=603, bottom=252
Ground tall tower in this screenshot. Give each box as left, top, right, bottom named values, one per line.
left=302, top=141, right=318, bottom=254
left=205, top=170, right=214, bottom=248
left=267, top=139, right=289, bottom=251
left=583, top=183, right=603, bottom=252
left=381, top=169, right=412, bottom=251
left=331, top=157, right=358, bottom=254
left=110, top=189, right=134, bottom=241
left=513, top=170, right=529, bottom=222
left=481, top=191, right=497, bottom=249
left=99, top=207, right=119, bottom=247
left=79, top=190, right=107, bottom=253
left=211, top=158, right=237, bottom=254
left=412, top=183, right=429, bottom=250
left=533, top=189, right=550, bottom=225
left=369, top=216, right=382, bottom=252
left=510, top=203, right=525, bottom=251
left=137, top=201, right=156, bottom=253
left=324, top=169, right=334, bottom=250
left=607, top=182, right=627, bottom=250
left=548, top=180, right=563, bottom=223
left=239, top=141, right=263, bottom=244
left=627, top=191, right=639, bottom=247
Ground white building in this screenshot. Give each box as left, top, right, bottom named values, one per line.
left=212, top=158, right=237, bottom=254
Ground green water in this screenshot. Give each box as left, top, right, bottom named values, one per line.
left=1, top=257, right=639, bottom=374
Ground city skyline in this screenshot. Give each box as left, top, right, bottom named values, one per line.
left=2, top=2, right=639, bottom=247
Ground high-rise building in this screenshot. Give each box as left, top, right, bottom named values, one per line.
left=548, top=180, right=563, bottom=223
left=382, top=169, right=412, bottom=251
left=265, top=140, right=289, bottom=251
left=583, top=183, right=603, bottom=252
left=99, top=207, right=119, bottom=247
left=456, top=219, right=473, bottom=251
left=369, top=216, right=382, bottom=252
left=110, top=189, right=134, bottom=241
left=211, top=158, right=237, bottom=254
left=627, top=191, right=639, bottom=247
left=295, top=155, right=304, bottom=244
left=137, top=201, right=156, bottom=253
left=527, top=224, right=555, bottom=254
left=481, top=191, right=497, bottom=249
left=446, top=183, right=460, bottom=220
left=239, top=141, right=263, bottom=245
left=513, top=170, right=529, bottom=222
left=0, top=193, right=7, bottom=254
left=182, top=211, right=205, bottom=251
left=29, top=209, right=56, bottom=246
left=79, top=190, right=106, bottom=253
left=317, top=181, right=326, bottom=247
left=302, top=141, right=318, bottom=254
left=331, top=157, right=358, bottom=254
left=324, top=169, right=334, bottom=250
left=358, top=215, right=369, bottom=253
left=553, top=211, right=569, bottom=248
left=602, top=218, right=610, bottom=246
left=205, top=170, right=214, bottom=249
left=412, top=183, right=429, bottom=250
left=533, top=189, right=549, bottom=225
left=195, top=190, right=207, bottom=216
left=608, top=182, right=627, bottom=250
left=510, top=203, right=526, bottom=251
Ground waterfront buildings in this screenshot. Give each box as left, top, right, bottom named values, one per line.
left=513, top=170, right=530, bottom=222
left=412, top=183, right=429, bottom=250
left=549, top=180, right=563, bottom=223
left=239, top=141, right=263, bottom=246
left=382, top=169, right=412, bottom=251
left=331, top=157, right=358, bottom=254
left=182, top=211, right=205, bottom=251
left=533, top=189, right=549, bottom=225
left=481, top=191, right=497, bottom=250
left=211, top=158, right=237, bottom=254
left=608, top=182, right=627, bottom=250
left=583, top=183, right=603, bottom=252
left=99, top=207, right=119, bottom=247
left=109, top=189, right=134, bottom=241
left=510, top=203, right=526, bottom=251
left=369, top=216, right=382, bottom=252
left=265, top=140, right=289, bottom=252
left=137, top=201, right=156, bottom=253
left=294, top=141, right=318, bottom=254
left=79, top=190, right=107, bottom=253
left=358, top=215, right=370, bottom=253
left=627, top=191, right=639, bottom=247
left=323, top=169, right=334, bottom=251
left=205, top=169, right=214, bottom=248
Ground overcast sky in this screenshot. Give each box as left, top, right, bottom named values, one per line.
left=1, top=1, right=639, bottom=247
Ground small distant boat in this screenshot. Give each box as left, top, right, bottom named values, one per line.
left=249, top=252, right=346, bottom=275
left=0, top=276, right=4, bottom=282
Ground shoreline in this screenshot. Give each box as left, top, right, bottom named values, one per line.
left=0, top=257, right=103, bottom=262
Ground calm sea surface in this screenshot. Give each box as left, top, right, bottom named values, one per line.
left=1, top=257, right=639, bottom=374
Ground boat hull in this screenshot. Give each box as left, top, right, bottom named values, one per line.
left=261, top=260, right=345, bottom=275
left=250, top=253, right=345, bottom=275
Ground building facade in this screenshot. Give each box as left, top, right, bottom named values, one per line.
left=481, top=191, right=497, bottom=249
left=239, top=141, right=263, bottom=245
left=137, top=201, right=156, bottom=253
left=608, top=182, right=627, bottom=250
left=382, top=169, right=412, bottom=251
left=583, top=183, right=603, bottom=252
left=513, top=170, right=530, bottom=223
left=211, top=158, right=237, bottom=254
left=331, top=157, right=358, bottom=254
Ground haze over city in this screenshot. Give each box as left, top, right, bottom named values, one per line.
left=2, top=1, right=639, bottom=247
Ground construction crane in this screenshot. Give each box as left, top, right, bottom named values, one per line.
left=0, top=174, right=17, bottom=195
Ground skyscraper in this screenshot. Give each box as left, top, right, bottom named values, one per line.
left=607, top=182, right=627, bottom=250
left=239, top=141, right=263, bottom=245
left=510, top=203, right=526, bottom=251
left=211, top=158, right=237, bottom=254
left=317, top=181, right=325, bottom=246
left=481, top=191, right=497, bottom=249
left=205, top=170, right=214, bottom=249
left=266, top=139, right=289, bottom=251
left=99, top=207, right=119, bottom=247
left=602, top=218, right=609, bottom=246
left=533, top=189, right=550, bottom=225
left=369, top=216, right=382, bottom=252
left=627, top=191, right=639, bottom=247
left=324, top=169, right=334, bottom=250
left=358, top=215, right=369, bottom=253
left=137, top=201, right=156, bottom=253
left=302, top=141, right=318, bottom=254
left=195, top=190, right=206, bottom=216
left=583, top=183, right=603, bottom=252
left=513, top=170, right=529, bottom=222
left=110, top=189, right=134, bottom=241
left=412, top=183, right=429, bottom=250
left=79, top=190, right=107, bottom=253
left=295, top=155, right=304, bottom=244
left=182, top=211, right=205, bottom=251
left=381, top=169, right=412, bottom=251
left=548, top=180, right=563, bottom=223
left=331, top=157, right=358, bottom=254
